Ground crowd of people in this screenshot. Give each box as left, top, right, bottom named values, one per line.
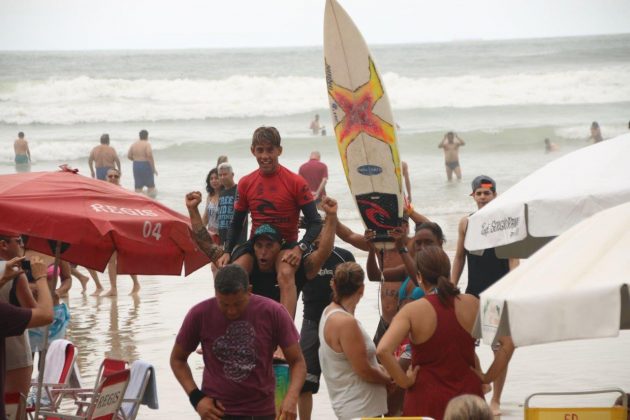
left=3, top=120, right=628, bottom=420
left=167, top=126, right=517, bottom=420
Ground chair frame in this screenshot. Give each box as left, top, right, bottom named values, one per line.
left=117, top=365, right=152, bottom=420
left=524, top=388, right=628, bottom=420
left=39, top=369, right=131, bottom=420
left=5, top=392, right=27, bottom=420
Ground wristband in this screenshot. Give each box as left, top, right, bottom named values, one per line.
left=398, top=246, right=409, bottom=254
left=188, top=388, right=206, bottom=409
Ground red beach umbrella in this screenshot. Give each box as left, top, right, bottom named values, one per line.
left=0, top=169, right=210, bottom=275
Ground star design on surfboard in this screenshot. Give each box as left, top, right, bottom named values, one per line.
left=327, top=57, right=401, bottom=183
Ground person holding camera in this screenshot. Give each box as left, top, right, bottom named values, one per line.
left=0, top=231, right=54, bottom=407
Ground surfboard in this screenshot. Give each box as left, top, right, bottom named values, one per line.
left=323, top=0, right=403, bottom=248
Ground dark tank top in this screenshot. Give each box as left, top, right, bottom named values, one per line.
left=465, top=247, right=509, bottom=298
left=403, top=294, right=483, bottom=419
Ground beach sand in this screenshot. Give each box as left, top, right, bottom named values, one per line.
left=56, top=249, right=630, bottom=420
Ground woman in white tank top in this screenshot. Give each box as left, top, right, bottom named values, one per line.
left=318, top=262, right=389, bottom=420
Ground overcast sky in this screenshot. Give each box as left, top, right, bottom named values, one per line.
left=1, top=0, right=629, bottom=50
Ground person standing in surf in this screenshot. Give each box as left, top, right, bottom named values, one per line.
left=438, top=131, right=465, bottom=181
left=299, top=151, right=328, bottom=206
left=127, top=129, right=158, bottom=197
left=216, top=126, right=322, bottom=318
left=451, top=175, right=519, bottom=416
left=13, top=132, right=31, bottom=172
left=88, top=133, right=121, bottom=180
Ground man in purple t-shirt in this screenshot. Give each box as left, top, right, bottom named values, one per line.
left=170, top=264, right=306, bottom=420
left=298, top=151, right=328, bottom=204
left=0, top=255, right=54, bottom=420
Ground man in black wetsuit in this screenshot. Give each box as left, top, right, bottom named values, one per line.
left=451, top=175, right=519, bottom=416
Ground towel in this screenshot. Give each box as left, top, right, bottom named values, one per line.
left=29, top=303, right=70, bottom=352
left=42, top=339, right=82, bottom=388
left=120, top=360, right=159, bottom=417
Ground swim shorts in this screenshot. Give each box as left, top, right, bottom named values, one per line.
left=132, top=161, right=155, bottom=189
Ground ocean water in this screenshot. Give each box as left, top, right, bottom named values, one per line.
left=2, top=33, right=630, bottom=419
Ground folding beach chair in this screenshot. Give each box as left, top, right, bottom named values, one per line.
left=92, top=358, right=128, bottom=389
left=5, top=392, right=26, bottom=420
left=27, top=339, right=80, bottom=415
left=524, top=388, right=628, bottom=420
left=39, top=368, right=131, bottom=420
left=118, top=360, right=157, bottom=420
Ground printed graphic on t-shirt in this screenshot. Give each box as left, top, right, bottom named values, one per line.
left=212, top=321, right=257, bottom=382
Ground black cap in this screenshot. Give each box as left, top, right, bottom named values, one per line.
left=471, top=175, right=496, bottom=193
left=252, top=224, right=282, bottom=243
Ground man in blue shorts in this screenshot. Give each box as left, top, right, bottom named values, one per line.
left=127, top=129, right=157, bottom=197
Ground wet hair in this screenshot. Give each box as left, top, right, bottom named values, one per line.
left=18, top=132, right=24, bottom=138
left=139, top=129, right=149, bottom=140
left=205, top=168, right=221, bottom=196
left=415, top=222, right=446, bottom=244
left=591, top=121, right=599, bottom=129
left=214, top=264, right=249, bottom=294
left=252, top=126, right=281, bottom=147
left=100, top=133, right=110, bottom=145
left=216, top=155, right=228, bottom=167
left=217, top=162, right=233, bottom=174
left=331, top=262, right=364, bottom=304
left=444, top=394, right=493, bottom=420
left=415, top=246, right=459, bottom=305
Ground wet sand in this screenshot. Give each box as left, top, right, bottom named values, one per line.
left=56, top=248, right=630, bottom=420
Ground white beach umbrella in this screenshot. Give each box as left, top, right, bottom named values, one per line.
left=476, top=201, right=630, bottom=347
left=465, top=133, right=630, bottom=258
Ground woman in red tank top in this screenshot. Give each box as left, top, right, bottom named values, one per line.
left=376, top=246, right=514, bottom=420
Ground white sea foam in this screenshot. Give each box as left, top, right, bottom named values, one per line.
left=1, top=65, right=629, bottom=125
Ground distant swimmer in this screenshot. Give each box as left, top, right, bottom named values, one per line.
left=127, top=129, right=157, bottom=197
left=88, top=133, right=121, bottom=180
left=13, top=131, right=31, bottom=172
left=438, top=131, right=465, bottom=181
left=589, top=121, right=603, bottom=143
left=544, top=138, right=559, bottom=153
left=310, top=114, right=321, bottom=135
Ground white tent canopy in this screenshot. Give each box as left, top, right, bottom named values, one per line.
left=465, top=133, right=630, bottom=258
left=477, top=201, right=630, bottom=347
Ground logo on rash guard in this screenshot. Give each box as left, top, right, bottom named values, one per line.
left=254, top=199, right=277, bottom=216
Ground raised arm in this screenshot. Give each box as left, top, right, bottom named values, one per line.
left=299, top=201, right=323, bottom=247
left=303, top=197, right=337, bottom=280
left=27, top=256, right=54, bottom=328
left=185, top=191, right=224, bottom=263
left=402, top=161, right=412, bottom=202
left=336, top=220, right=369, bottom=251
left=455, top=134, right=466, bottom=146
left=451, top=216, right=468, bottom=285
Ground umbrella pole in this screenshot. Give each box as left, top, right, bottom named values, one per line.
left=34, top=241, right=61, bottom=418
